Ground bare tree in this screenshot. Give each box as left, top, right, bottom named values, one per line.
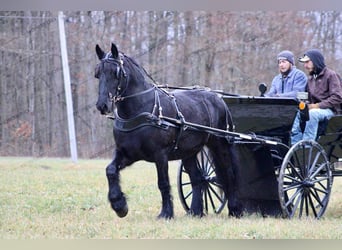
left=1, top=11, right=341, bottom=157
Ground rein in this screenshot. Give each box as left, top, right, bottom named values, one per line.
left=113, top=86, right=156, bottom=103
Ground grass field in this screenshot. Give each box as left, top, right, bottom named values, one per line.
left=1, top=157, right=342, bottom=239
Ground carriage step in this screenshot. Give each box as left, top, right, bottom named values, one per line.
left=334, top=160, right=342, bottom=170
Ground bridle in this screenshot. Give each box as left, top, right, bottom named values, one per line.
left=97, top=52, right=164, bottom=117
left=101, top=52, right=161, bottom=104
left=97, top=52, right=128, bottom=103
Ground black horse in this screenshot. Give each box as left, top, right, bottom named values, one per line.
left=95, top=43, right=241, bottom=219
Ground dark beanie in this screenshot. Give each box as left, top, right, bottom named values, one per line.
left=277, top=50, right=294, bottom=65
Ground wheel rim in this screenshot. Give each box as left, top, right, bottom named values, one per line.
left=177, top=147, right=227, bottom=214
left=278, top=140, right=333, bottom=219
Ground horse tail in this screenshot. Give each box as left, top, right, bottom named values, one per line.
left=219, top=97, right=234, bottom=132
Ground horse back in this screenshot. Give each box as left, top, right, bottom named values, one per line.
left=171, top=89, right=231, bottom=130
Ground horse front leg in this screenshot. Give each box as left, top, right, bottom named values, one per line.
left=106, top=150, right=128, bottom=218
left=155, top=158, right=173, bottom=219
left=182, top=156, right=204, bottom=217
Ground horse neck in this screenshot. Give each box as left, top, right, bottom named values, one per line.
left=116, top=78, right=156, bottom=119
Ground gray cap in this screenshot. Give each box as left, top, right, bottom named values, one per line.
left=277, top=50, right=294, bottom=65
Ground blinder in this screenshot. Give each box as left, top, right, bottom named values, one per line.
left=95, top=52, right=128, bottom=103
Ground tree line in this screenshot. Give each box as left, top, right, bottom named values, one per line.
left=0, top=11, right=341, bottom=158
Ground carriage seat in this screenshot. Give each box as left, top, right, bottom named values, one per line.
left=316, top=114, right=342, bottom=165
left=316, top=114, right=342, bottom=140
left=316, top=101, right=342, bottom=139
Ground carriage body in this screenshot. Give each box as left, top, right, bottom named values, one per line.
left=223, top=95, right=298, bottom=144
left=178, top=94, right=342, bottom=218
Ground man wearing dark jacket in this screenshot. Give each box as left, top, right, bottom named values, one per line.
left=291, top=49, right=342, bottom=144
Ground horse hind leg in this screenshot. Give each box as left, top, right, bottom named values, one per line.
left=182, top=156, right=204, bottom=217
left=155, top=157, right=174, bottom=219
left=209, top=142, right=243, bottom=218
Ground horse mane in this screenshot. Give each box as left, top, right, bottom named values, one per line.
left=120, top=52, right=156, bottom=87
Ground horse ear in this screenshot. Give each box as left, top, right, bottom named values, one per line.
left=95, top=44, right=105, bottom=60
left=111, top=43, right=119, bottom=59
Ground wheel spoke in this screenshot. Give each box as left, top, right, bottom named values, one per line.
left=285, top=187, right=302, bottom=208
left=183, top=189, right=192, bottom=200
left=205, top=188, right=217, bottom=213
left=308, top=193, right=318, bottom=217
left=207, top=183, right=225, bottom=203
left=289, top=189, right=303, bottom=217
left=204, top=189, right=208, bottom=213
left=309, top=188, right=324, bottom=208
left=283, top=182, right=302, bottom=192
left=181, top=167, right=188, bottom=174
left=304, top=193, right=309, bottom=216
left=207, top=180, right=223, bottom=189
left=283, top=173, right=301, bottom=184
left=178, top=147, right=226, bottom=215
left=309, top=152, right=322, bottom=174
left=285, top=161, right=303, bottom=180
left=181, top=180, right=192, bottom=187
left=315, top=178, right=330, bottom=192
left=309, top=163, right=326, bottom=179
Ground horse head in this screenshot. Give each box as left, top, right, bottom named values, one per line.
left=95, top=43, right=127, bottom=115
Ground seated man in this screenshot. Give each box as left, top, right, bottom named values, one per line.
left=291, top=49, right=342, bottom=145
left=265, top=50, right=307, bottom=98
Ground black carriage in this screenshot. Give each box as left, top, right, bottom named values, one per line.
left=177, top=94, right=342, bottom=219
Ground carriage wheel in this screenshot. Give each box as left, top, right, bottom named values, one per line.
left=177, top=147, right=227, bottom=214
left=278, top=140, right=333, bottom=219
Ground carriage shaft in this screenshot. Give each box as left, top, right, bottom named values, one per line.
left=159, top=115, right=279, bottom=146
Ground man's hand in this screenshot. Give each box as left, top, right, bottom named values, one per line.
left=308, top=103, right=320, bottom=109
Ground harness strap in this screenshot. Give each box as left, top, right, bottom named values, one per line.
left=112, top=109, right=177, bottom=132
left=115, top=86, right=156, bottom=103
left=170, top=95, right=185, bottom=151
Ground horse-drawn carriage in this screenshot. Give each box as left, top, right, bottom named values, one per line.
left=177, top=94, right=342, bottom=218
left=95, top=43, right=342, bottom=220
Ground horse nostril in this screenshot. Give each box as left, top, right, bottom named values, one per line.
left=95, top=102, right=101, bottom=110
left=96, top=102, right=108, bottom=114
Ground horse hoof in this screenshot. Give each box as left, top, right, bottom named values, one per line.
left=229, top=209, right=243, bottom=218
left=186, top=210, right=204, bottom=218
left=157, top=213, right=173, bottom=220
left=114, top=205, right=129, bottom=218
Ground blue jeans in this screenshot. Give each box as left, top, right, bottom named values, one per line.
left=291, top=108, right=334, bottom=145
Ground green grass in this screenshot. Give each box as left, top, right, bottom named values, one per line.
left=1, top=157, right=342, bottom=239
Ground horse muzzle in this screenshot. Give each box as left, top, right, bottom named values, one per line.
left=96, top=101, right=110, bottom=115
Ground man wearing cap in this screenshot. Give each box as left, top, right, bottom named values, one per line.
left=266, top=50, right=307, bottom=98
left=291, top=49, right=342, bottom=144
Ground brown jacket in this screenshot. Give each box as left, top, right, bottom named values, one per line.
left=307, top=67, right=342, bottom=114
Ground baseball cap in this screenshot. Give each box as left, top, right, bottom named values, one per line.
left=299, top=55, right=311, bottom=63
